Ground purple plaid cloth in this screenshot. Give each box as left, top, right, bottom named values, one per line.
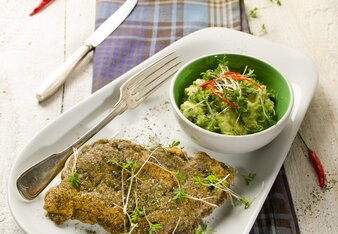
left=92, top=1, right=300, bottom=233
left=93, top=0, right=243, bottom=91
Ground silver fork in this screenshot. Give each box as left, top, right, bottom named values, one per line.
left=17, top=52, right=181, bottom=200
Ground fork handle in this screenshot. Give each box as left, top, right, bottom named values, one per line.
left=16, top=101, right=127, bottom=200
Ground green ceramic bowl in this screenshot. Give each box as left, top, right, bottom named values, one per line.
left=170, top=53, right=293, bottom=154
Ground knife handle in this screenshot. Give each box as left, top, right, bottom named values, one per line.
left=36, top=44, right=94, bottom=102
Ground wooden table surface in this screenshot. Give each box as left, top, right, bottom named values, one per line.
left=0, top=0, right=337, bottom=233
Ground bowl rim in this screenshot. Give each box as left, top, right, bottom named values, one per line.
left=169, top=52, right=294, bottom=139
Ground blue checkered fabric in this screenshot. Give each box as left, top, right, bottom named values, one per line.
left=93, top=0, right=244, bottom=91
left=92, top=1, right=300, bottom=233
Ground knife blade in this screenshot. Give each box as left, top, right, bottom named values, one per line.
left=36, top=0, right=138, bottom=102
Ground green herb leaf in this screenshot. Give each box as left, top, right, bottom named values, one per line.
left=108, top=156, right=118, bottom=165
left=149, top=223, right=162, bottom=234
left=249, top=7, right=258, bottom=18
left=193, top=176, right=203, bottom=185
left=177, top=172, right=186, bottom=181
left=122, top=160, right=139, bottom=171
left=169, top=140, right=181, bottom=147
left=244, top=172, right=256, bottom=185
left=67, top=172, right=80, bottom=188
left=194, top=221, right=214, bottom=234
left=205, top=174, right=218, bottom=184
left=239, top=196, right=252, bottom=209
left=173, top=187, right=188, bottom=202
left=130, top=207, right=144, bottom=224
left=228, top=166, right=236, bottom=174
left=144, top=208, right=162, bottom=234
left=194, top=173, right=252, bottom=209
left=260, top=23, right=267, bottom=33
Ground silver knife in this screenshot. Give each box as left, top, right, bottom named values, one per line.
left=36, top=0, right=138, bottom=102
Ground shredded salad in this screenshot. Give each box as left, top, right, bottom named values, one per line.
left=180, top=58, right=276, bottom=135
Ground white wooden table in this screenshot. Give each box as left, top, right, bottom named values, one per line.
left=1, top=0, right=337, bottom=233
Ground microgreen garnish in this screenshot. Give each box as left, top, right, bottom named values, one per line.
left=67, top=172, right=80, bottom=188
left=173, top=186, right=218, bottom=207
left=108, top=156, right=119, bottom=165
left=239, top=197, right=252, bottom=209
left=108, top=156, right=140, bottom=171
left=123, top=160, right=140, bottom=171
left=260, top=23, right=267, bottom=34
left=126, top=196, right=144, bottom=233
left=144, top=208, right=162, bottom=234
left=244, top=172, right=256, bottom=185
left=130, top=207, right=144, bottom=224
left=172, top=216, right=182, bottom=234
left=128, top=223, right=138, bottom=234
left=67, top=147, right=81, bottom=188
left=169, top=140, right=181, bottom=147
left=270, top=0, right=281, bottom=6
left=106, top=148, right=165, bottom=233
left=228, top=166, right=236, bottom=174
left=176, top=172, right=186, bottom=181
left=205, top=174, right=218, bottom=184
left=249, top=7, right=258, bottom=18
left=194, top=173, right=252, bottom=209
left=138, top=151, right=218, bottom=207
left=149, top=223, right=162, bottom=234
left=108, top=156, right=141, bottom=214
left=105, top=145, right=250, bottom=233
left=194, top=221, right=214, bottom=234
left=249, top=0, right=283, bottom=34
left=173, top=187, right=188, bottom=201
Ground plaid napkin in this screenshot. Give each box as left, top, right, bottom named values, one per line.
left=93, top=1, right=300, bottom=233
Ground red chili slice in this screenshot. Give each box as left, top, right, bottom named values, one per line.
left=217, top=96, right=237, bottom=108
left=200, top=80, right=215, bottom=87
left=200, top=79, right=237, bottom=108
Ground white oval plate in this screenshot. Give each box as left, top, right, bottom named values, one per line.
left=8, top=28, right=317, bottom=234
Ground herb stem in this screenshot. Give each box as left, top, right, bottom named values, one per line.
left=124, top=172, right=134, bottom=213
left=172, top=216, right=181, bottom=234
left=121, top=169, right=125, bottom=210
left=132, top=147, right=160, bottom=179
left=71, top=147, right=79, bottom=173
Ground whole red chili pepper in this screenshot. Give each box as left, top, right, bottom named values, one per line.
left=308, top=150, right=325, bottom=188
left=298, top=133, right=325, bottom=189
left=29, top=0, right=53, bottom=16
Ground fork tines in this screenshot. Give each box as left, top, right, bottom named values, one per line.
left=121, top=51, right=181, bottom=107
